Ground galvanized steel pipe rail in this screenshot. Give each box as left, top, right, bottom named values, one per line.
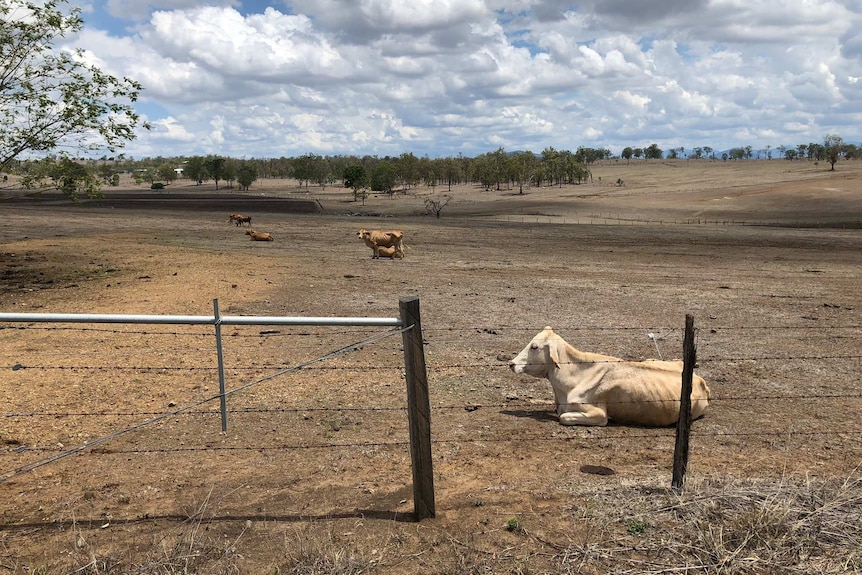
left=0, top=296, right=435, bottom=520
left=0, top=312, right=403, bottom=327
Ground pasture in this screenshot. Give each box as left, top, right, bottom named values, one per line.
left=0, top=159, right=860, bottom=573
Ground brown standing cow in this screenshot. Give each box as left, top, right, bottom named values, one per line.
left=357, top=229, right=404, bottom=258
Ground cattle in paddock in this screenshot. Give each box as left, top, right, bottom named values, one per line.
left=509, top=327, right=710, bottom=427
left=245, top=229, right=274, bottom=241
left=228, top=213, right=252, bottom=226
left=357, top=228, right=404, bottom=258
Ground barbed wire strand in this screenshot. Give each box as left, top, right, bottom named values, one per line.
left=7, top=352, right=861, bottom=373
left=0, top=324, right=411, bottom=484
left=5, top=428, right=862, bottom=456
left=6, top=393, right=862, bottom=420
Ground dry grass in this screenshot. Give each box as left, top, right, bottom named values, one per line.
left=551, top=474, right=862, bottom=575
left=8, top=473, right=857, bottom=574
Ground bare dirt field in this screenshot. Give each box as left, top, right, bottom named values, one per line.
left=0, top=159, right=860, bottom=573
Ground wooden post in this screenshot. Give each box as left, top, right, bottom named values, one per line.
left=672, top=314, right=696, bottom=491
left=399, top=296, right=435, bottom=519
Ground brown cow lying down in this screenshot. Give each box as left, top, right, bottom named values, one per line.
left=509, top=327, right=710, bottom=426
left=245, top=229, right=274, bottom=241
left=357, top=228, right=404, bottom=258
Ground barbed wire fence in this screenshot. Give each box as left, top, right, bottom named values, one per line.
left=1, top=307, right=860, bottom=517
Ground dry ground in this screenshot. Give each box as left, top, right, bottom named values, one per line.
left=0, top=159, right=860, bottom=573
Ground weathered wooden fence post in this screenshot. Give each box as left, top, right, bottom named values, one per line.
left=399, top=296, right=436, bottom=519
left=672, top=314, right=696, bottom=491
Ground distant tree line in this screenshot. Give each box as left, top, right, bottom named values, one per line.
left=2, top=135, right=855, bottom=200
left=720, top=135, right=854, bottom=169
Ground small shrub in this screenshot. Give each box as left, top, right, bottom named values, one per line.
left=627, top=519, right=648, bottom=534
left=151, top=182, right=165, bottom=190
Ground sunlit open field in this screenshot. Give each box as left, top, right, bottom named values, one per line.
left=1, top=159, right=860, bottom=573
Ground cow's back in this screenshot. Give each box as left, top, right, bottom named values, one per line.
left=374, top=231, right=402, bottom=244
left=596, top=363, right=709, bottom=426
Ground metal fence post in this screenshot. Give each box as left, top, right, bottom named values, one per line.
left=213, top=299, right=228, bottom=432
left=399, top=296, right=435, bottom=520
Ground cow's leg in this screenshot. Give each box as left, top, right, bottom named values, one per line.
left=372, top=244, right=380, bottom=258
left=558, top=405, right=608, bottom=426
left=395, top=240, right=404, bottom=258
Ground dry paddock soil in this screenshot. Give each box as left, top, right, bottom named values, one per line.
left=0, top=159, right=860, bottom=573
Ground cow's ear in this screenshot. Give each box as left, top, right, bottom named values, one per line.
left=548, top=342, right=560, bottom=369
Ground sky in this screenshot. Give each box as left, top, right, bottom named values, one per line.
left=57, top=0, right=862, bottom=159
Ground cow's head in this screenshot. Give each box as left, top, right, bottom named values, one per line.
left=357, top=229, right=370, bottom=240
left=508, top=326, right=560, bottom=377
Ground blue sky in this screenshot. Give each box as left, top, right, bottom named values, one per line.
left=60, top=0, right=862, bottom=159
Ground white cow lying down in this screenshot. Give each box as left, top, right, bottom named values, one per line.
left=509, top=327, right=711, bottom=427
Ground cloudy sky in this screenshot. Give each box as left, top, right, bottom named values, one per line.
left=64, top=0, right=862, bottom=159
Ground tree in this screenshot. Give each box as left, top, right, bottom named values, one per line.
left=541, top=147, right=563, bottom=186
left=157, top=164, right=178, bottom=185
left=343, top=164, right=369, bottom=203
left=205, top=156, right=225, bottom=190
left=292, top=153, right=317, bottom=189
left=0, top=0, right=148, bottom=173
left=52, top=157, right=99, bottom=199
left=728, top=147, right=745, bottom=160
left=311, top=155, right=334, bottom=189
left=424, top=195, right=452, bottom=219
left=132, top=167, right=156, bottom=185
left=823, top=134, right=845, bottom=171
left=97, top=163, right=118, bottom=185
left=185, top=156, right=207, bottom=184
left=371, top=160, right=397, bottom=195
left=621, top=147, right=634, bottom=163
left=17, top=155, right=98, bottom=198
left=509, top=151, right=538, bottom=194
left=236, top=161, right=258, bottom=191
left=440, top=157, right=461, bottom=192
left=645, top=143, right=663, bottom=160
left=489, top=147, right=508, bottom=190
left=396, top=152, right=420, bottom=190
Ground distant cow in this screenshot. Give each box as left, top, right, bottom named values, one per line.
left=245, top=229, right=273, bottom=241
left=357, top=229, right=404, bottom=259
left=228, top=213, right=252, bottom=226
left=509, top=327, right=710, bottom=426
